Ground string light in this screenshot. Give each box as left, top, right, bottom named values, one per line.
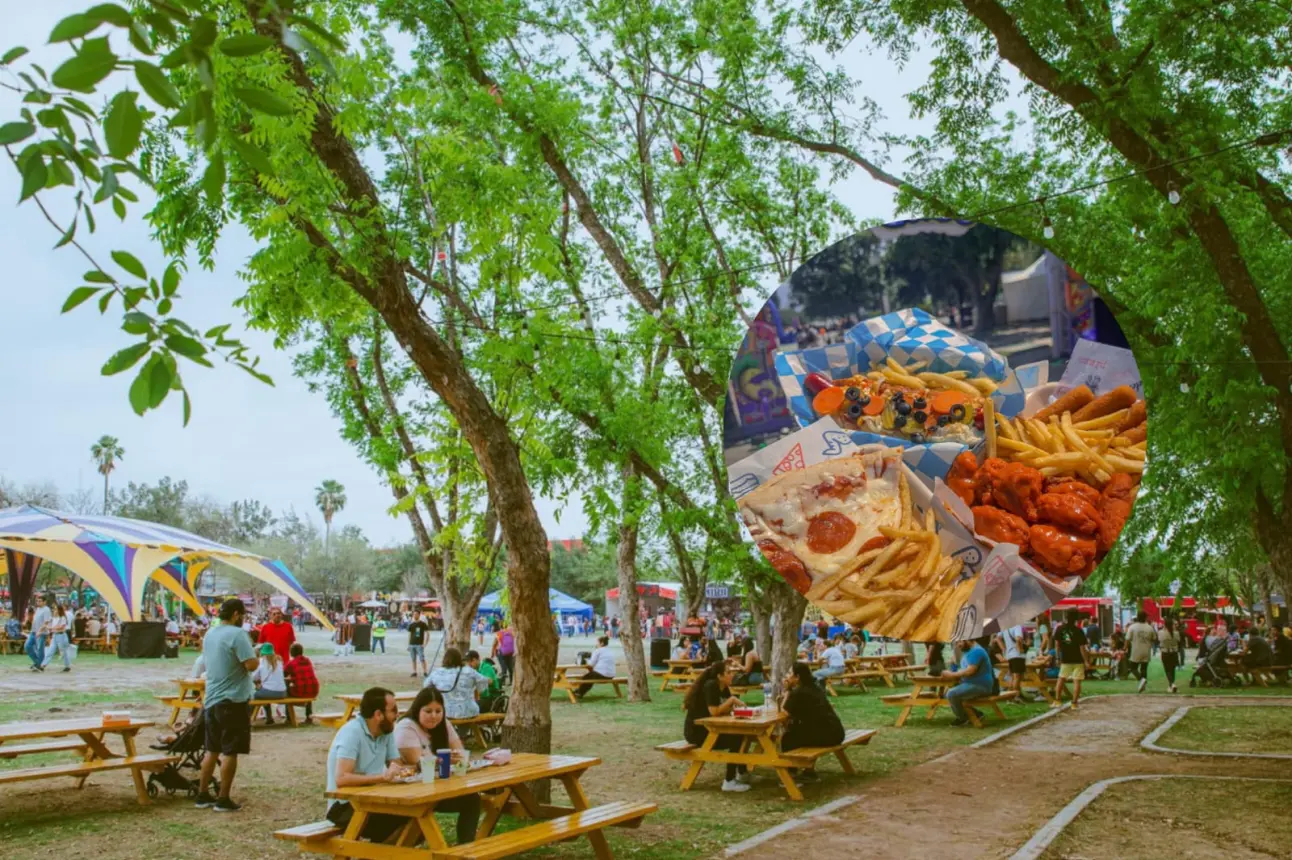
left=1167, top=182, right=1181, bottom=206
left=1038, top=198, right=1054, bottom=240
left=1180, top=382, right=1190, bottom=393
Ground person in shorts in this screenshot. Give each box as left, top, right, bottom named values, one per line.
left=195, top=598, right=258, bottom=812
left=1052, top=608, right=1090, bottom=710
left=1001, top=624, right=1028, bottom=702
left=407, top=610, right=429, bottom=678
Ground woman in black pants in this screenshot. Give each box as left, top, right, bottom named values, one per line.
left=779, top=662, right=845, bottom=783
left=1157, top=615, right=1185, bottom=693
left=683, top=662, right=750, bottom=793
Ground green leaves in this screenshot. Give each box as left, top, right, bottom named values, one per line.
left=111, top=249, right=147, bottom=279
left=0, top=121, right=35, bottom=145
left=128, top=353, right=173, bottom=415
left=61, top=286, right=101, bottom=313
left=51, top=37, right=117, bottom=92
left=85, top=4, right=131, bottom=28
left=49, top=14, right=102, bottom=43
left=19, top=155, right=46, bottom=201
left=228, top=136, right=274, bottom=177
left=219, top=34, right=275, bottom=57
left=103, top=91, right=141, bottom=158
left=232, top=86, right=294, bottom=116
left=2, top=47, right=28, bottom=65
left=201, top=152, right=225, bottom=204
left=134, top=61, right=180, bottom=109
left=102, top=342, right=149, bottom=375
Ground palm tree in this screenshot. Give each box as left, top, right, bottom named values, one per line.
left=314, top=480, right=347, bottom=554
left=90, top=436, right=125, bottom=514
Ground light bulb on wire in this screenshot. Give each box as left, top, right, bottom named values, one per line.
left=1167, top=181, right=1181, bottom=205
left=1180, top=382, right=1190, bottom=393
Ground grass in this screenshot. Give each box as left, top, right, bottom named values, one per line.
left=1160, top=705, right=1292, bottom=755
left=0, top=648, right=1288, bottom=860
left=1040, top=777, right=1292, bottom=859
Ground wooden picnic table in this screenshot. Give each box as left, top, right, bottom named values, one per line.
left=329, top=692, right=504, bottom=748
left=552, top=665, right=626, bottom=703
left=157, top=677, right=206, bottom=726
left=995, top=660, right=1058, bottom=704
left=655, top=711, right=876, bottom=802
left=654, top=659, right=705, bottom=692
left=880, top=675, right=1017, bottom=728
left=0, top=634, right=25, bottom=655
left=276, top=753, right=655, bottom=859
left=0, top=717, right=176, bottom=804
left=849, top=654, right=925, bottom=688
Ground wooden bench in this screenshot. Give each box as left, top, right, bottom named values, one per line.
left=881, top=690, right=1018, bottom=728
left=274, top=820, right=341, bottom=844
left=553, top=670, right=628, bottom=703
left=249, top=697, right=316, bottom=727
left=781, top=728, right=877, bottom=774
left=436, top=800, right=656, bottom=860
left=823, top=671, right=888, bottom=696
left=312, top=711, right=348, bottom=729
left=0, top=753, right=178, bottom=804
left=74, top=636, right=108, bottom=653
left=0, top=739, right=89, bottom=759
left=154, top=695, right=202, bottom=727
left=0, top=636, right=26, bottom=655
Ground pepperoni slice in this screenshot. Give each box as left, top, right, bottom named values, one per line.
left=806, top=511, right=857, bottom=554
left=860, top=535, right=891, bottom=553
left=757, top=541, right=811, bottom=593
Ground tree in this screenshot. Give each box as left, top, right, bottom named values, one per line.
left=112, top=477, right=189, bottom=528
left=314, top=480, right=347, bottom=554
left=89, top=436, right=124, bottom=514
left=882, top=225, right=1024, bottom=333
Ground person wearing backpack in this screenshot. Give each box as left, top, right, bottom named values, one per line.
left=425, top=647, right=491, bottom=718
left=491, top=622, right=516, bottom=686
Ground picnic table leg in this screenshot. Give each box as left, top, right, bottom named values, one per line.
left=415, top=812, right=450, bottom=849
left=285, top=704, right=299, bottom=727
left=991, top=702, right=1007, bottom=721
left=965, top=706, right=983, bottom=728
left=894, top=704, right=913, bottom=727
left=882, top=671, right=896, bottom=688
left=473, top=725, right=488, bottom=749
left=477, top=786, right=515, bottom=837
left=756, top=735, right=804, bottom=802
left=824, top=678, right=838, bottom=698
left=561, top=774, right=614, bottom=860
left=833, top=748, right=856, bottom=775
left=613, top=682, right=623, bottom=697
left=680, top=733, right=719, bottom=791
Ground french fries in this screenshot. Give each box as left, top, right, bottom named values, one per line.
left=989, top=401, right=1148, bottom=486
left=813, top=470, right=979, bottom=642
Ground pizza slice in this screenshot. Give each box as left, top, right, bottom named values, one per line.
left=739, top=447, right=904, bottom=594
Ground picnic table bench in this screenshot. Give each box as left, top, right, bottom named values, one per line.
left=0, top=717, right=177, bottom=805
left=326, top=692, right=505, bottom=747
left=880, top=675, right=1019, bottom=728
left=651, top=659, right=705, bottom=691
left=275, top=753, right=654, bottom=859
left=656, top=711, right=876, bottom=801
left=156, top=678, right=316, bottom=727
left=73, top=634, right=110, bottom=653
left=553, top=665, right=626, bottom=703
left=849, top=655, right=926, bottom=688
left=0, top=634, right=25, bottom=654
left=822, top=670, right=888, bottom=696
left=995, top=659, right=1059, bottom=703
left=1233, top=663, right=1291, bottom=687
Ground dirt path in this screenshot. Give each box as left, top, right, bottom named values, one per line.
left=731, top=696, right=1292, bottom=860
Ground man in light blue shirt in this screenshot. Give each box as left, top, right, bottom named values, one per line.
left=196, top=598, right=258, bottom=812
left=940, top=636, right=996, bottom=727
left=325, top=687, right=403, bottom=841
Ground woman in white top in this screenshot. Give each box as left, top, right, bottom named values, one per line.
left=393, top=688, right=480, bottom=843
left=575, top=636, right=617, bottom=699
left=425, top=648, right=491, bottom=718
left=252, top=643, right=288, bottom=724
left=42, top=601, right=74, bottom=671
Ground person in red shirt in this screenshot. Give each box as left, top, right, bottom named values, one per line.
left=257, top=606, right=297, bottom=661
left=283, top=643, right=319, bottom=724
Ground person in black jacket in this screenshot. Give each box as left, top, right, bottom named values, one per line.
left=779, top=662, right=844, bottom=783
left=683, top=662, right=750, bottom=792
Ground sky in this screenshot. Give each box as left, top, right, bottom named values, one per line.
left=0, top=3, right=963, bottom=547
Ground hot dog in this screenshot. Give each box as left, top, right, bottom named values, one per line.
left=1071, top=385, right=1138, bottom=423
left=1114, top=400, right=1147, bottom=434
left=1032, top=384, right=1093, bottom=423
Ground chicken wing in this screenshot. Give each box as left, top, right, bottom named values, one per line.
left=1043, top=478, right=1102, bottom=507
left=1036, top=492, right=1102, bottom=536
left=1028, top=525, right=1097, bottom=578
left=988, top=461, right=1045, bottom=522
left=947, top=451, right=980, bottom=508
left=975, top=457, right=1011, bottom=507
left=973, top=506, right=1030, bottom=552
left=1097, top=497, right=1132, bottom=555
left=1102, top=472, right=1139, bottom=504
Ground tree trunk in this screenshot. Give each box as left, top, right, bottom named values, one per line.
left=615, top=513, right=652, bottom=703
left=441, top=592, right=475, bottom=655
left=768, top=580, right=808, bottom=689
left=748, top=588, right=773, bottom=664
left=973, top=287, right=996, bottom=337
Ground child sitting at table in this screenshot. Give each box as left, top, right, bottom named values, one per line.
left=284, top=643, right=319, bottom=725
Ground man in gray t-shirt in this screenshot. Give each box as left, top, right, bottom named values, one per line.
left=27, top=594, right=52, bottom=671
left=196, top=599, right=258, bottom=813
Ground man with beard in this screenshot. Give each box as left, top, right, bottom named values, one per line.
left=325, top=687, right=405, bottom=840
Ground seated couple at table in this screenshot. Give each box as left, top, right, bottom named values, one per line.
left=326, top=687, right=481, bottom=845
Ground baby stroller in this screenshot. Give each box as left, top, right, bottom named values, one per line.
left=1191, top=639, right=1239, bottom=688
left=147, top=707, right=218, bottom=799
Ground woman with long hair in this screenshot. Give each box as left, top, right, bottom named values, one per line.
left=426, top=647, right=491, bottom=718
left=682, top=662, right=750, bottom=792
left=779, top=662, right=844, bottom=783
left=252, top=642, right=289, bottom=724
left=393, top=687, right=480, bottom=844
left=1158, top=615, right=1184, bottom=693
left=41, top=600, right=74, bottom=672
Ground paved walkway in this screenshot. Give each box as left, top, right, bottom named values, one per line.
left=733, top=695, right=1292, bottom=860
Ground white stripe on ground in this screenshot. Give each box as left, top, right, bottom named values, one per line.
left=1141, top=704, right=1292, bottom=759
left=1009, top=775, right=1292, bottom=860
left=723, top=796, right=861, bottom=856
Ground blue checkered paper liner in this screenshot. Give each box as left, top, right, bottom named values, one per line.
left=774, top=308, right=1027, bottom=479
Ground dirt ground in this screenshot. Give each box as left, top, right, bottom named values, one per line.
left=732, top=696, right=1292, bottom=860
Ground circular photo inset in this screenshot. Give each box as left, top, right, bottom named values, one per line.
left=723, top=219, right=1146, bottom=642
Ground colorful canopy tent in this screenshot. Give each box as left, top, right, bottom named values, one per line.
left=1, top=547, right=42, bottom=622
left=0, top=506, right=331, bottom=628
left=476, top=588, right=593, bottom=618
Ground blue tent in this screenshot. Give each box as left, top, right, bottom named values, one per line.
left=476, top=588, right=594, bottom=618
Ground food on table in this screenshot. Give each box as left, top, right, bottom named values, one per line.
left=801, top=357, right=998, bottom=445
left=1031, top=384, right=1094, bottom=423
left=740, top=446, right=979, bottom=642
left=945, top=391, right=1148, bottom=580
